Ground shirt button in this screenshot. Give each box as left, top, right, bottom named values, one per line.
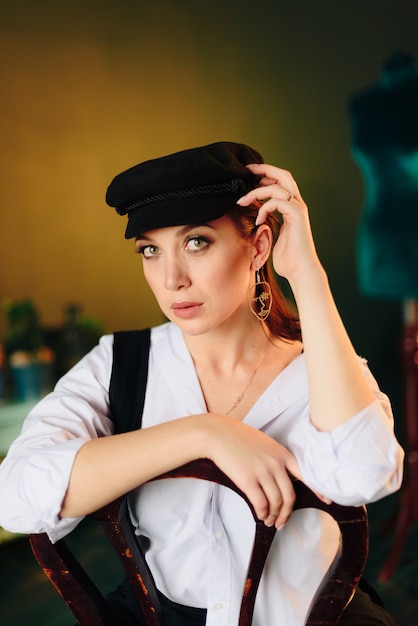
left=215, top=530, right=224, bottom=541
left=214, top=602, right=224, bottom=611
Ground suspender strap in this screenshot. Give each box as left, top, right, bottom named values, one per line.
left=109, top=328, right=151, bottom=434
left=108, top=328, right=164, bottom=619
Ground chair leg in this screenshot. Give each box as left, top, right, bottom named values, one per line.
left=379, top=308, right=418, bottom=582
left=29, top=533, right=113, bottom=626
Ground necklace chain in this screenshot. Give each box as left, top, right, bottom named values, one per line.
left=225, top=340, right=269, bottom=416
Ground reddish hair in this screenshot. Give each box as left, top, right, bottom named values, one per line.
left=227, top=204, right=301, bottom=342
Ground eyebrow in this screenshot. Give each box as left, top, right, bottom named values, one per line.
left=176, top=223, right=216, bottom=236
left=136, top=223, right=216, bottom=243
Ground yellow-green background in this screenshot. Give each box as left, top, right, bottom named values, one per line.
left=1, top=0, right=417, bottom=407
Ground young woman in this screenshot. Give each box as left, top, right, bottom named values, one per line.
left=0, top=142, right=403, bottom=625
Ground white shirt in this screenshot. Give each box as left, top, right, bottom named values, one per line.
left=0, top=322, right=404, bottom=625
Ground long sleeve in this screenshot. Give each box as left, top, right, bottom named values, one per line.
left=284, top=358, right=404, bottom=505
left=0, top=335, right=115, bottom=542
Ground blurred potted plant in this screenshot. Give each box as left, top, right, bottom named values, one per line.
left=2, top=298, right=55, bottom=402
left=53, top=303, right=104, bottom=377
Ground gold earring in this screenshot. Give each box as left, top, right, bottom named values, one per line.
left=249, top=267, right=272, bottom=321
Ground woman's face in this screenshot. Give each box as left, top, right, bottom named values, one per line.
left=135, top=215, right=257, bottom=335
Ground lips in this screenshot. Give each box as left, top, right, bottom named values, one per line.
left=170, top=301, right=203, bottom=319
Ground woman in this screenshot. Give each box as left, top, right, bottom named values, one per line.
left=0, top=142, right=403, bottom=625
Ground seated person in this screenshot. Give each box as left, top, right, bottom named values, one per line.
left=0, top=142, right=403, bottom=625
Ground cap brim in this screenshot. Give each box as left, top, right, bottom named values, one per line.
left=125, top=192, right=240, bottom=238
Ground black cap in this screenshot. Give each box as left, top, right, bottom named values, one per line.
left=106, top=141, right=264, bottom=238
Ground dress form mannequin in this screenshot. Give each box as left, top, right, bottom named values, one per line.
left=348, top=51, right=418, bottom=300
left=348, top=52, right=418, bottom=581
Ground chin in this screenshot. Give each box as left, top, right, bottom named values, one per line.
left=164, top=314, right=212, bottom=336
left=177, top=321, right=213, bottom=337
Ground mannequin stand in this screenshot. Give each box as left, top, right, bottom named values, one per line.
left=379, top=299, right=418, bottom=581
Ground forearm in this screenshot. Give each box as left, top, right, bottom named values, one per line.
left=60, top=415, right=209, bottom=518
left=62, top=412, right=304, bottom=530
left=289, top=265, right=376, bottom=431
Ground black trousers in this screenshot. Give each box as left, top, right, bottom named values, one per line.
left=106, top=580, right=206, bottom=625
left=104, top=578, right=401, bottom=626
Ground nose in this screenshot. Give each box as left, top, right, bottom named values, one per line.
left=164, top=255, right=191, bottom=291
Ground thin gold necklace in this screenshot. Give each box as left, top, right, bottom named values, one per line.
left=225, top=340, right=269, bottom=416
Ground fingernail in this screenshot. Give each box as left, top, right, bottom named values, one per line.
left=236, top=196, right=246, bottom=205
left=264, top=519, right=275, bottom=528
left=276, top=523, right=285, bottom=531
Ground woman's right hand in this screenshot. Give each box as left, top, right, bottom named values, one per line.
left=203, top=413, right=303, bottom=529
left=60, top=411, right=328, bottom=523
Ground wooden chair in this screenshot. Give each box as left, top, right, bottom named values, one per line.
left=29, top=459, right=368, bottom=626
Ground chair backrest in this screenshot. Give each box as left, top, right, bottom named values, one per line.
left=29, top=459, right=368, bottom=626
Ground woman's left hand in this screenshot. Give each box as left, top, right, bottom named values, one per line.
left=237, top=163, right=321, bottom=283
left=239, top=164, right=379, bottom=433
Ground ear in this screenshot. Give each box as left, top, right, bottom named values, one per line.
left=250, top=225, right=272, bottom=270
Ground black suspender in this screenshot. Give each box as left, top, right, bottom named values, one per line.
left=108, top=328, right=164, bottom=617
left=109, top=329, right=151, bottom=434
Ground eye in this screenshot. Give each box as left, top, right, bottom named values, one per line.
left=137, top=244, right=160, bottom=258
left=184, top=236, right=210, bottom=252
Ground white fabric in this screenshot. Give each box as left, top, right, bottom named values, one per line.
left=0, top=322, right=404, bottom=625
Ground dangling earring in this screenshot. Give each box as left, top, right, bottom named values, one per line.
left=249, top=266, right=272, bottom=321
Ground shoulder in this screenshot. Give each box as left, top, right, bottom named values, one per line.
left=150, top=322, right=186, bottom=357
